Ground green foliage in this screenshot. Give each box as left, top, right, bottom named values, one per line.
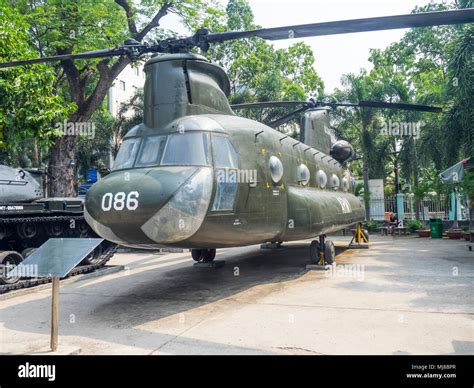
left=0, top=1, right=72, bottom=156
left=362, top=220, right=382, bottom=232
left=331, top=0, right=473, bottom=208
left=354, top=182, right=365, bottom=197
left=76, top=110, right=116, bottom=176
left=77, top=87, right=144, bottom=173
left=406, top=219, right=423, bottom=232
left=207, top=0, right=323, bottom=128
left=461, top=171, right=474, bottom=199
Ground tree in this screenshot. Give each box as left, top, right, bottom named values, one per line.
left=331, top=0, right=473, bottom=220
left=0, top=1, right=71, bottom=166
left=332, top=70, right=389, bottom=219
left=8, top=0, right=222, bottom=196
left=76, top=86, right=143, bottom=182
left=207, top=0, right=324, bottom=129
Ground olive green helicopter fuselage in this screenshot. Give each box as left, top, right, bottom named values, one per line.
left=84, top=53, right=365, bottom=249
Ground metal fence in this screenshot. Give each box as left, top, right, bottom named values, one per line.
left=368, top=194, right=468, bottom=221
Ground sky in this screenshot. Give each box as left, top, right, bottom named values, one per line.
left=159, top=0, right=433, bottom=93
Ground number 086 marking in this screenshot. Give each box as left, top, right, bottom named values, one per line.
left=101, top=191, right=139, bottom=211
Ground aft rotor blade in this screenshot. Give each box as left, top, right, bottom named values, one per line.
left=206, top=9, right=474, bottom=43
left=354, top=101, right=443, bottom=113
left=267, top=106, right=308, bottom=128
left=231, top=101, right=306, bottom=110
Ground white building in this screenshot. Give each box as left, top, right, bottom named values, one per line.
left=105, top=63, right=145, bottom=168
left=107, top=62, right=145, bottom=117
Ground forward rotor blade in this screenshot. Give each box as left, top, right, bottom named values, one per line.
left=207, top=9, right=474, bottom=43
left=2, top=9, right=472, bottom=67
left=0, top=47, right=131, bottom=69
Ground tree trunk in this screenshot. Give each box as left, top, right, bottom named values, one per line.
left=47, top=135, right=78, bottom=197
left=43, top=1, right=170, bottom=197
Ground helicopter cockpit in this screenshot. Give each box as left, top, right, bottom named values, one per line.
left=112, top=131, right=212, bottom=171
left=84, top=128, right=240, bottom=247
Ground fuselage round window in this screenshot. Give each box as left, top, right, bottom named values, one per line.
left=298, top=164, right=310, bottom=186
left=269, top=156, right=284, bottom=183
left=331, top=174, right=340, bottom=190
left=316, top=170, right=327, bottom=188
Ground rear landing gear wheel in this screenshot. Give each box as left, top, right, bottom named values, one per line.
left=309, top=236, right=336, bottom=265
left=191, top=248, right=216, bottom=263
left=324, top=240, right=336, bottom=265
left=309, top=240, right=321, bottom=263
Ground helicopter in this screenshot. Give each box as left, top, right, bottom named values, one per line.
left=1, top=9, right=473, bottom=264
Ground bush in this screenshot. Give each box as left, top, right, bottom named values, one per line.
left=406, top=220, right=423, bottom=232
left=362, top=220, right=382, bottom=232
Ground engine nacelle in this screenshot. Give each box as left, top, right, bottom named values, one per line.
left=330, top=140, right=355, bottom=163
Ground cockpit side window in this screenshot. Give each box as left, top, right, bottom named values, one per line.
left=135, top=135, right=167, bottom=167
left=161, top=132, right=211, bottom=166
left=112, top=138, right=141, bottom=170
left=211, top=134, right=239, bottom=212
left=212, top=135, right=238, bottom=168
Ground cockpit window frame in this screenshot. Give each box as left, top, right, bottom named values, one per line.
left=210, top=133, right=240, bottom=213
left=112, top=131, right=215, bottom=171
left=135, top=135, right=167, bottom=168
left=160, top=132, right=211, bottom=167
left=111, top=137, right=142, bottom=171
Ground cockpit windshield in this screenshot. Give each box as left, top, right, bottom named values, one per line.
left=161, top=132, right=210, bottom=166
left=112, top=138, right=141, bottom=170
left=112, top=132, right=211, bottom=171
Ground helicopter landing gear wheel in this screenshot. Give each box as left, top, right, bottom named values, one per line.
left=309, top=240, right=321, bottom=263
left=324, top=240, right=336, bottom=265
left=191, top=248, right=216, bottom=263
left=309, top=235, right=336, bottom=265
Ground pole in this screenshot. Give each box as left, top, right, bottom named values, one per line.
left=453, top=185, right=459, bottom=229
left=394, top=150, right=404, bottom=228
left=50, top=277, right=59, bottom=352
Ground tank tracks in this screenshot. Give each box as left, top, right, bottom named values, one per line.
left=0, top=243, right=117, bottom=294
left=0, top=214, right=117, bottom=294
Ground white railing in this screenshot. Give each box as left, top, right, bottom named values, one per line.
left=367, top=194, right=466, bottom=221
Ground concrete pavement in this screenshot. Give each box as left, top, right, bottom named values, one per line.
left=0, top=235, right=472, bottom=355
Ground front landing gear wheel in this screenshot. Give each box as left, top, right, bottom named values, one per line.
left=192, top=249, right=216, bottom=263
left=324, top=240, right=336, bottom=265
left=191, top=249, right=203, bottom=262
left=309, top=240, right=321, bottom=263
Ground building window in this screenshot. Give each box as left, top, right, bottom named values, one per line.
left=134, top=67, right=139, bottom=77
left=119, top=80, right=126, bottom=91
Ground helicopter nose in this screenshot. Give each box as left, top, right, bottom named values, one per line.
left=84, top=167, right=213, bottom=246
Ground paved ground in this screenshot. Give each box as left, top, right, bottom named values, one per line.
left=0, top=235, right=472, bottom=355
